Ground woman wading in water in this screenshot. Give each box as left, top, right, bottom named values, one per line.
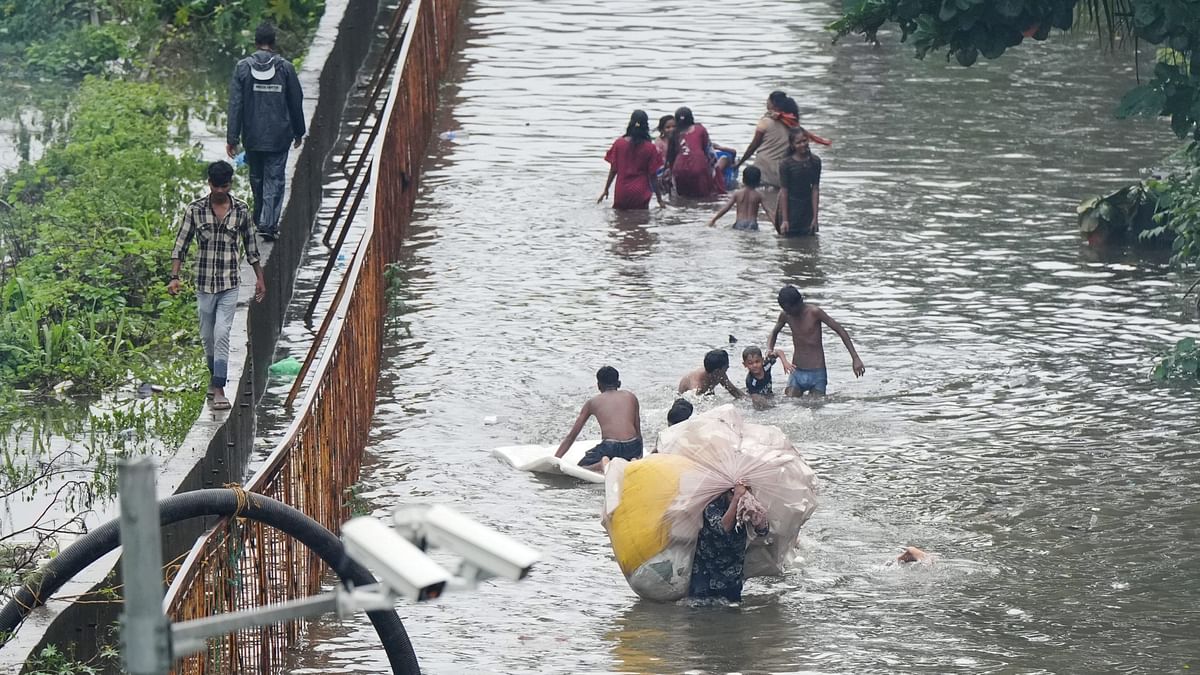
left=599, top=110, right=664, bottom=209
left=665, top=106, right=732, bottom=199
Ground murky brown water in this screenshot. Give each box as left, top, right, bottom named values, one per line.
left=286, top=0, right=1199, bottom=672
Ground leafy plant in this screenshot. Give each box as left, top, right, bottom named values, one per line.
left=23, top=644, right=103, bottom=675
left=1152, top=337, right=1200, bottom=380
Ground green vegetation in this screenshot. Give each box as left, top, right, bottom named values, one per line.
left=832, top=0, right=1200, bottom=380
left=24, top=642, right=118, bottom=674
left=1153, top=337, right=1200, bottom=380
left=0, top=1, right=324, bottom=76
left=1, top=78, right=201, bottom=393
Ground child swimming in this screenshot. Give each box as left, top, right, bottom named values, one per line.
left=708, top=166, right=775, bottom=231
left=678, top=349, right=745, bottom=399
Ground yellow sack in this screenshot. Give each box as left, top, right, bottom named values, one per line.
left=604, top=454, right=698, bottom=600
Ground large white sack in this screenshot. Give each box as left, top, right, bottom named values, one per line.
left=604, top=405, right=818, bottom=600
left=657, top=404, right=818, bottom=578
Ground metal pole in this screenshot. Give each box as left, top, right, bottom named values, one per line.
left=118, top=458, right=171, bottom=675
left=171, top=592, right=341, bottom=659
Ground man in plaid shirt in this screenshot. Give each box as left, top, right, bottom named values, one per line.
left=168, top=161, right=267, bottom=410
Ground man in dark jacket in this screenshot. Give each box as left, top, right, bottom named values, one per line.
left=226, top=22, right=305, bottom=241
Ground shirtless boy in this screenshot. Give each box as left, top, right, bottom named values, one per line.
left=678, top=349, right=745, bottom=399
left=766, top=285, right=865, bottom=396
left=708, top=166, right=774, bottom=231
left=554, top=366, right=642, bottom=473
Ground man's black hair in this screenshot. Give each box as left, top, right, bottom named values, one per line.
left=207, top=160, right=234, bottom=186
left=703, top=349, right=729, bottom=374
left=255, top=22, right=277, bottom=47
left=742, top=165, right=762, bottom=188
left=667, top=399, right=693, bottom=426
left=742, top=346, right=763, bottom=361
left=778, top=285, right=804, bottom=310
left=596, top=365, right=620, bottom=389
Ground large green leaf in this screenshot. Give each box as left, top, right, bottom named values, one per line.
left=1116, top=83, right=1166, bottom=118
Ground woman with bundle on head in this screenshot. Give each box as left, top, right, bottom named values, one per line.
left=664, top=106, right=732, bottom=199
left=599, top=110, right=665, bottom=210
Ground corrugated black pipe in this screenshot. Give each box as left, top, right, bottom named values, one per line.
left=0, top=489, right=420, bottom=674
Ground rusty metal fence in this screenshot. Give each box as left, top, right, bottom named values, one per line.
left=162, top=0, right=464, bottom=672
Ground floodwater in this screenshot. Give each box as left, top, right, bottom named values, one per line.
left=289, top=0, right=1200, bottom=672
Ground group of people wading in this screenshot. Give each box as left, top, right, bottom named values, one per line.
left=598, top=90, right=831, bottom=236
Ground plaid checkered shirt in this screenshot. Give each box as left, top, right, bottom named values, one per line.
left=171, top=194, right=261, bottom=294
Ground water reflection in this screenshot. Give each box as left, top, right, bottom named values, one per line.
left=608, top=208, right=657, bottom=260
left=607, top=597, right=793, bottom=673
left=776, top=233, right=826, bottom=288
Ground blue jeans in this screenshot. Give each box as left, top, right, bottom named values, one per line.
left=247, top=149, right=289, bottom=234
left=198, top=288, right=239, bottom=388
left=787, top=367, right=828, bottom=395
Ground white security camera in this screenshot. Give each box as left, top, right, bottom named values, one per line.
left=341, top=517, right=450, bottom=602
left=394, top=505, right=539, bottom=584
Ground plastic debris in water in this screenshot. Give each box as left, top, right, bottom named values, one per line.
left=268, top=356, right=303, bottom=379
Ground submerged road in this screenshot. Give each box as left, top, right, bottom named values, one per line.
left=288, top=0, right=1199, bottom=672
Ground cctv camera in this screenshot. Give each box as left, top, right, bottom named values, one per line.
left=341, top=517, right=450, bottom=602
left=394, top=505, right=539, bottom=583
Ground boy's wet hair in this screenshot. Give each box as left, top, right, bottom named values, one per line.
left=703, top=349, right=730, bottom=373
left=742, top=165, right=762, bottom=188
left=207, top=160, right=234, bottom=186
left=255, top=22, right=277, bottom=47
left=667, top=399, right=693, bottom=426
left=742, top=346, right=763, bottom=361
left=778, top=285, right=804, bottom=309
left=596, top=365, right=620, bottom=389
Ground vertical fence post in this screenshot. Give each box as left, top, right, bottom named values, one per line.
left=118, top=458, right=172, bottom=675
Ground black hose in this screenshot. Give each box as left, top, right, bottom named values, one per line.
left=0, top=489, right=420, bottom=675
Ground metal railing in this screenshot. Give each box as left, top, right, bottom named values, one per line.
left=162, top=0, right=463, bottom=671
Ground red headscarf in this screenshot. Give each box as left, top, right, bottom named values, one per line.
left=773, top=112, right=832, bottom=146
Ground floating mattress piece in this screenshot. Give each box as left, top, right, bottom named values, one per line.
left=604, top=404, right=818, bottom=600
left=491, top=441, right=605, bottom=483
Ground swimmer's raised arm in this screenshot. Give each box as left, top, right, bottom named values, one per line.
left=632, top=396, right=642, bottom=438
left=717, top=371, right=745, bottom=400
left=738, top=121, right=768, bottom=167
left=766, top=312, right=787, bottom=355
left=817, top=307, right=865, bottom=377
left=554, top=401, right=592, bottom=458
left=597, top=166, right=617, bottom=204
left=772, top=349, right=794, bottom=374
left=708, top=193, right=737, bottom=227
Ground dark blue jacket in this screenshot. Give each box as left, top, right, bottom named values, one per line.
left=227, top=50, right=305, bottom=152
